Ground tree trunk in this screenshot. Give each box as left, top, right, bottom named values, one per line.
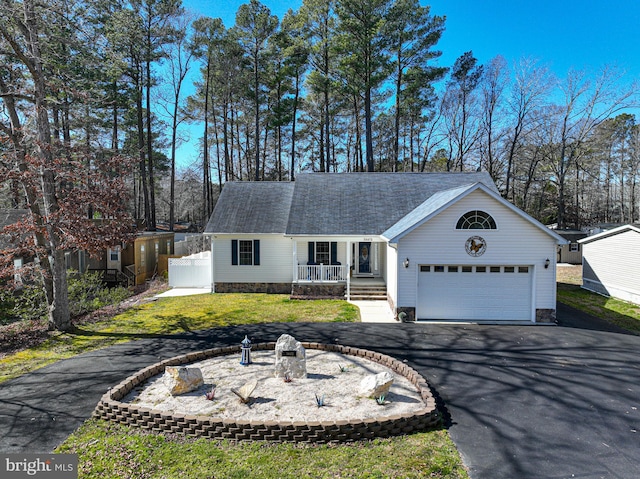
left=290, top=73, right=299, bottom=181
left=135, top=62, right=151, bottom=228
left=145, top=56, right=156, bottom=229
left=24, top=0, right=71, bottom=331
left=365, top=85, right=374, bottom=172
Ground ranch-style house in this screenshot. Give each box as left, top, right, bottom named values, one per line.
left=204, top=172, right=566, bottom=323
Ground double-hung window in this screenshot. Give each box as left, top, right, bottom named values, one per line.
left=315, top=242, right=330, bottom=264
left=307, top=241, right=338, bottom=265
left=231, top=239, right=261, bottom=266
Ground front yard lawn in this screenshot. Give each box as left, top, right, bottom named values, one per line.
left=20, top=291, right=467, bottom=479
left=556, top=264, right=640, bottom=334
left=57, top=420, right=468, bottom=479
left=0, top=293, right=358, bottom=383
left=557, top=283, right=640, bottom=334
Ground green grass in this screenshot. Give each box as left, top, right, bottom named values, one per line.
left=32, top=291, right=468, bottom=479
left=0, top=294, right=358, bottom=383
left=557, top=283, right=640, bottom=334
left=57, top=420, right=469, bottom=479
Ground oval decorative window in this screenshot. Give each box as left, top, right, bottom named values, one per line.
left=456, top=210, right=496, bottom=230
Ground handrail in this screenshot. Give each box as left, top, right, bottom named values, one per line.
left=296, top=264, right=348, bottom=282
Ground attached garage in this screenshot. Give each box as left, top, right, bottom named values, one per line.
left=416, top=264, right=533, bottom=321
left=387, top=182, right=565, bottom=323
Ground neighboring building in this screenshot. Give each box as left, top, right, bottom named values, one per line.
left=174, top=233, right=210, bottom=256
left=89, top=232, right=175, bottom=286
left=579, top=224, right=640, bottom=305
left=0, top=209, right=30, bottom=284
left=204, top=173, right=566, bottom=323
left=1, top=210, right=175, bottom=287
left=555, top=230, right=588, bottom=264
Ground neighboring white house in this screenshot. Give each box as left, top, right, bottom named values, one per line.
left=579, top=224, right=640, bottom=305
left=204, top=172, right=566, bottom=323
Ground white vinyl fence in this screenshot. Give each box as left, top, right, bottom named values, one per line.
left=168, top=251, right=211, bottom=288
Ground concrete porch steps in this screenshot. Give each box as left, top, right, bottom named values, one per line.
left=348, top=282, right=388, bottom=301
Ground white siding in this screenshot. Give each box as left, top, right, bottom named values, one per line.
left=396, top=190, right=557, bottom=311
left=214, top=234, right=293, bottom=283
left=582, top=229, right=640, bottom=304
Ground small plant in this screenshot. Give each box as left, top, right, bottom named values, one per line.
left=375, top=394, right=386, bottom=405
left=283, top=373, right=292, bottom=383
left=338, top=364, right=347, bottom=373
left=205, top=387, right=216, bottom=401
left=315, top=393, right=326, bottom=407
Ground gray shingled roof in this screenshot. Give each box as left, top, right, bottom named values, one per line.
left=286, top=172, right=497, bottom=235
left=205, top=172, right=498, bottom=236
left=381, top=183, right=478, bottom=241
left=204, top=182, right=295, bottom=234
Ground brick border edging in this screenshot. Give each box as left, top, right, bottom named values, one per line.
left=93, top=343, right=440, bottom=443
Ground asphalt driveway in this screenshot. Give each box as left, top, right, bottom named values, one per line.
left=1, top=304, right=639, bottom=479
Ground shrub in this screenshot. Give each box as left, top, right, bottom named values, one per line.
left=67, top=271, right=131, bottom=317
left=0, top=281, right=47, bottom=325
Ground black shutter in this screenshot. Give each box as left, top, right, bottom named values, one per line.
left=330, top=242, right=338, bottom=264
left=308, top=242, right=315, bottom=264
left=231, top=240, right=238, bottom=265
left=253, top=240, right=260, bottom=265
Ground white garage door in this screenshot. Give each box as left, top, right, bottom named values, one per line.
left=417, top=265, right=533, bottom=321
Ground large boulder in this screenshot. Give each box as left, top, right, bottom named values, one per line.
left=163, top=366, right=204, bottom=396
left=359, top=371, right=394, bottom=398
left=274, top=334, right=307, bottom=379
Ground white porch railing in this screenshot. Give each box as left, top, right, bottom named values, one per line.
left=296, top=264, right=348, bottom=283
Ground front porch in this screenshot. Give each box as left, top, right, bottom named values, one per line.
left=291, top=239, right=388, bottom=301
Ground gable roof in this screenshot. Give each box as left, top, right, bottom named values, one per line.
left=204, top=172, right=563, bottom=242
left=382, top=182, right=567, bottom=243
left=204, top=182, right=295, bottom=234
left=286, top=172, right=497, bottom=235
left=381, top=183, right=476, bottom=242
left=578, top=224, right=640, bottom=244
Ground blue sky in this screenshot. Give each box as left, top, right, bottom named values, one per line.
left=183, top=0, right=640, bottom=79
left=427, top=0, right=640, bottom=78
left=175, top=0, right=640, bottom=168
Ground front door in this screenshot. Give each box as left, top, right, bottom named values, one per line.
left=357, top=242, right=372, bottom=275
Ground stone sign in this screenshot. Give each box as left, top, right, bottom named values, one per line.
left=274, top=334, right=307, bottom=378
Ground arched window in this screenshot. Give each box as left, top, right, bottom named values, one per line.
left=456, top=210, right=497, bottom=229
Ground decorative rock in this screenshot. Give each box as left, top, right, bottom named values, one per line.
left=359, top=371, right=394, bottom=398
left=163, top=366, right=204, bottom=396
left=274, top=334, right=307, bottom=378
left=231, top=379, right=258, bottom=404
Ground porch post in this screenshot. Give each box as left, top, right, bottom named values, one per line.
left=346, top=241, right=351, bottom=300
left=292, top=240, right=297, bottom=283
left=210, top=236, right=215, bottom=293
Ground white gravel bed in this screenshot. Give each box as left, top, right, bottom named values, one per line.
left=123, top=350, right=425, bottom=422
